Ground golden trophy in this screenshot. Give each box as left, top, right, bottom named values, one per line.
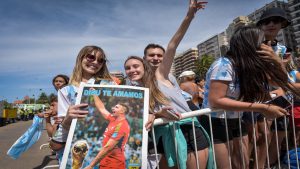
left=71, top=140, right=89, bottom=169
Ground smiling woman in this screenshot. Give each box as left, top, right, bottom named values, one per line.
left=49, top=45, right=116, bottom=164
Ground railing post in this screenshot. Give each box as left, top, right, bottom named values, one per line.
left=192, top=118, right=200, bottom=169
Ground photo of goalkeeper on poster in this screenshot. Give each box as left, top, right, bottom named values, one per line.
left=60, top=84, right=149, bottom=169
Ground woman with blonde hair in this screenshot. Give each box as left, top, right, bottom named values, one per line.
left=50, top=45, right=115, bottom=163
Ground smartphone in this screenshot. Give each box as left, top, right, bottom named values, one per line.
left=80, top=104, right=89, bottom=111
left=265, top=96, right=292, bottom=109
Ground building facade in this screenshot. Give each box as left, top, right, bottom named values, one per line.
left=289, top=0, right=300, bottom=49
left=173, top=48, right=198, bottom=78
left=196, top=32, right=228, bottom=60
left=226, top=16, right=253, bottom=43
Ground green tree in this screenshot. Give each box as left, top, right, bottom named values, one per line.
left=23, top=98, right=35, bottom=104
left=2, top=100, right=12, bottom=109
left=48, top=93, right=57, bottom=101
left=36, top=92, right=49, bottom=104
left=194, top=54, right=215, bottom=79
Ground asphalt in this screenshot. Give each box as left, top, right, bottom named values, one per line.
left=0, top=119, right=59, bottom=169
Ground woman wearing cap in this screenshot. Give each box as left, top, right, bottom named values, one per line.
left=256, top=7, right=293, bottom=168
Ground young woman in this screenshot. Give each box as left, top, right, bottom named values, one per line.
left=46, top=75, right=69, bottom=135
left=37, top=74, right=69, bottom=119
left=124, top=56, right=210, bottom=169
left=124, top=1, right=211, bottom=168
left=50, top=45, right=115, bottom=163
left=201, top=25, right=300, bottom=169
left=124, top=56, right=170, bottom=120
left=52, top=74, right=69, bottom=91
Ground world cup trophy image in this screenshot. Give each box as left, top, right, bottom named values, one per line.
left=71, top=140, right=89, bottom=169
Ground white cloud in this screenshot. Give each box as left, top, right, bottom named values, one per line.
left=0, top=0, right=275, bottom=102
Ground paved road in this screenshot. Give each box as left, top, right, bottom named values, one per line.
left=0, top=119, right=59, bottom=169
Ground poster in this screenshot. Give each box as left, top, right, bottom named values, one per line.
left=60, top=84, right=149, bottom=169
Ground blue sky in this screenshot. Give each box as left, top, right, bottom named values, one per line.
left=0, top=0, right=274, bottom=102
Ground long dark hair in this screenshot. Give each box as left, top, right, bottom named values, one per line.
left=226, top=25, right=299, bottom=102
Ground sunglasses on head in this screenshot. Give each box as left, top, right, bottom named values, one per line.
left=85, top=54, right=106, bottom=64
left=262, top=17, right=283, bottom=25
left=148, top=53, right=163, bottom=57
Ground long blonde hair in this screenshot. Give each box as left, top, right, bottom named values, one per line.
left=69, top=46, right=112, bottom=86
left=124, top=56, right=169, bottom=112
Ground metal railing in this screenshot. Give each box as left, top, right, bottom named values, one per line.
left=150, top=105, right=300, bottom=169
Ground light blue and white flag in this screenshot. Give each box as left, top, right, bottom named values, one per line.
left=7, top=115, right=44, bottom=159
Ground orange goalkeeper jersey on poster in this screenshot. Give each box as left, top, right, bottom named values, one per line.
left=100, top=114, right=130, bottom=169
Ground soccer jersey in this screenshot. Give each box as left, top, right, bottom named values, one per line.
left=100, top=114, right=130, bottom=169
left=202, top=57, right=242, bottom=118
left=272, top=43, right=287, bottom=59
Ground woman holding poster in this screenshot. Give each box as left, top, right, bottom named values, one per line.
left=51, top=45, right=115, bottom=163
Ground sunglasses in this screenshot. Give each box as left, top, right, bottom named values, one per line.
left=85, top=54, right=106, bottom=64
left=148, top=53, right=163, bottom=57
left=262, top=17, right=283, bottom=25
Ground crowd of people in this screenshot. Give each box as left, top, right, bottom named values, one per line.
left=31, top=1, right=300, bottom=169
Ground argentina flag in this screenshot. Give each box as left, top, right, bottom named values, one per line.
left=7, top=115, right=44, bottom=159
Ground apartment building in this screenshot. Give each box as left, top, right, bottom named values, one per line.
left=173, top=48, right=198, bottom=78
left=196, top=32, right=228, bottom=60
left=289, top=0, right=300, bottom=49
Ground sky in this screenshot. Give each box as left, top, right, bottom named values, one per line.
left=0, top=0, right=275, bottom=102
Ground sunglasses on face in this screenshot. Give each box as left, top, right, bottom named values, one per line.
left=148, top=53, right=163, bottom=57
left=262, top=17, right=282, bottom=25
left=85, top=54, right=106, bottom=64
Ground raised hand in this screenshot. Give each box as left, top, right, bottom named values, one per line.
left=188, top=0, right=207, bottom=16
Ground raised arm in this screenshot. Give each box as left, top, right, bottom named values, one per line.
left=93, top=95, right=110, bottom=119
left=157, top=0, right=207, bottom=79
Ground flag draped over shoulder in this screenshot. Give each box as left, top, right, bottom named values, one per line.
left=7, top=115, right=44, bottom=159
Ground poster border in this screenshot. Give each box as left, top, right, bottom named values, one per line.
left=60, top=84, right=149, bottom=169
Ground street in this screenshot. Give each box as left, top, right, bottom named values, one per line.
left=0, top=119, right=59, bottom=169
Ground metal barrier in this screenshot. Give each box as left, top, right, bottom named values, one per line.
left=150, top=105, right=300, bottom=169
